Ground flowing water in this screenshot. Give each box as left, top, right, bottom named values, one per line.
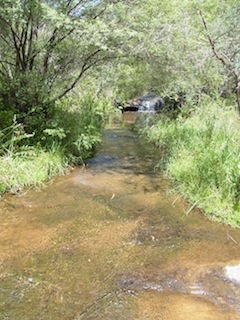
left=1, top=113, right=240, bottom=319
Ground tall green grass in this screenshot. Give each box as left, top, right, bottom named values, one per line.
left=0, top=120, right=69, bottom=195
left=0, top=149, right=68, bottom=194
left=140, top=100, right=240, bottom=227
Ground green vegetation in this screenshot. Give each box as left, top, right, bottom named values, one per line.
left=138, top=99, right=240, bottom=227
left=108, top=0, right=240, bottom=227
left=0, top=93, right=110, bottom=195
left=0, top=147, right=68, bottom=195
left=0, top=0, right=240, bottom=226
left=0, top=0, right=135, bottom=195
left=0, top=119, right=66, bottom=194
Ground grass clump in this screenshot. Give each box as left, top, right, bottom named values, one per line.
left=0, top=148, right=68, bottom=194
left=140, top=99, right=240, bottom=227
left=0, top=119, right=69, bottom=194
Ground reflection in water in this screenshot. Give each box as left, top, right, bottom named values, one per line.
left=0, top=113, right=240, bottom=319
left=189, top=284, right=206, bottom=296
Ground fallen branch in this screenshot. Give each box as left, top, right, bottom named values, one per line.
left=172, top=195, right=181, bottom=206
left=227, top=231, right=238, bottom=244
left=185, top=200, right=199, bottom=216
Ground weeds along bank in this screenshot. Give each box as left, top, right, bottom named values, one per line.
left=0, top=94, right=112, bottom=196
left=138, top=100, right=240, bottom=228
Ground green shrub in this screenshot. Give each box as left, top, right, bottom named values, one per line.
left=0, top=110, right=15, bottom=129
left=42, top=93, right=110, bottom=161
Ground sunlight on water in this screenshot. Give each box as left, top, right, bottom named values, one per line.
left=225, top=265, right=240, bottom=283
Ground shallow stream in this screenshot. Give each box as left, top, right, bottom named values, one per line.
left=0, top=113, right=240, bottom=319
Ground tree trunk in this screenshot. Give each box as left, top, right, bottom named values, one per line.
left=237, top=80, right=240, bottom=115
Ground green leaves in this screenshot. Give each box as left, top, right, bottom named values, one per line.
left=41, top=2, right=72, bottom=29
left=0, top=0, right=140, bottom=126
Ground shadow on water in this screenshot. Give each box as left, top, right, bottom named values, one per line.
left=0, top=112, right=240, bottom=319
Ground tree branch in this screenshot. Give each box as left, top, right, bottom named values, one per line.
left=26, top=19, right=34, bottom=71
left=0, top=34, right=14, bottom=48
left=42, top=28, right=75, bottom=74
left=0, top=59, right=7, bottom=77
left=49, top=49, right=102, bottom=104
left=11, top=28, right=25, bottom=71
left=198, top=8, right=240, bottom=113
left=198, top=9, right=228, bottom=68
left=67, top=0, right=85, bottom=15
left=21, top=14, right=32, bottom=69
left=0, top=59, right=15, bottom=67
left=48, top=59, right=75, bottom=90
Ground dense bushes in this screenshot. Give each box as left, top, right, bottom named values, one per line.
left=139, top=99, right=240, bottom=227
left=0, top=93, right=111, bottom=195
left=42, top=94, right=109, bottom=160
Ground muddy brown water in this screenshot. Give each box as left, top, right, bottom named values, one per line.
left=1, top=113, right=240, bottom=319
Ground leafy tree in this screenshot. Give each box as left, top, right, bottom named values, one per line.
left=108, top=0, right=239, bottom=112
left=197, top=1, right=240, bottom=112
left=106, top=0, right=222, bottom=104
left=1, top=0, right=239, bottom=125
left=0, top=0, right=137, bottom=128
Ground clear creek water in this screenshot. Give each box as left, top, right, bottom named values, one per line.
left=0, top=113, right=240, bottom=319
